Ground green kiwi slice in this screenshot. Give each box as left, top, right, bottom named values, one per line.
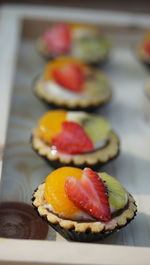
left=67, top=112, right=111, bottom=145
left=73, top=37, right=111, bottom=62
left=100, top=173, right=128, bottom=210
left=83, top=115, right=110, bottom=144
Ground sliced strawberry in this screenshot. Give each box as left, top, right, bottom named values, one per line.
left=65, top=168, right=111, bottom=222
left=144, top=41, right=150, bottom=55
left=43, top=23, right=71, bottom=55
left=52, top=63, right=85, bottom=92
left=52, top=121, right=94, bottom=154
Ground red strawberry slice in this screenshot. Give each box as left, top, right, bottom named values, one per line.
left=43, top=23, right=71, bottom=54
left=52, top=63, right=85, bottom=92
left=144, top=41, right=150, bottom=55
left=65, top=168, right=111, bottom=222
left=52, top=121, right=94, bottom=154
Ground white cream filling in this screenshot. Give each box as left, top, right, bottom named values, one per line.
left=44, top=202, right=95, bottom=221
left=94, top=138, right=108, bottom=149
left=42, top=80, right=105, bottom=102
left=44, top=81, right=84, bottom=101
left=44, top=201, right=120, bottom=222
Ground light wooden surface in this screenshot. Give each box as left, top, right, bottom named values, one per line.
left=0, top=4, right=150, bottom=265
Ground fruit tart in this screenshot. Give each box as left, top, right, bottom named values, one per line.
left=34, top=57, right=112, bottom=110
left=37, top=22, right=111, bottom=66
left=32, top=167, right=137, bottom=242
left=31, top=109, right=120, bottom=169
left=137, top=31, right=150, bottom=69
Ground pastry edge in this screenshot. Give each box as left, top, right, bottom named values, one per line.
left=31, top=130, right=120, bottom=167
left=32, top=183, right=137, bottom=233
left=33, top=77, right=112, bottom=109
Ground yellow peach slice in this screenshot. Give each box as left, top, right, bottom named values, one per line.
left=70, top=23, right=98, bottom=35
left=43, top=56, right=89, bottom=81
left=37, top=110, right=67, bottom=143
left=44, top=167, right=82, bottom=218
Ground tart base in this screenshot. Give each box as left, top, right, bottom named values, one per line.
left=33, top=75, right=112, bottom=111
left=33, top=88, right=110, bottom=112
left=31, top=130, right=120, bottom=169
left=41, top=214, right=136, bottom=242
left=33, top=210, right=118, bottom=242
left=32, top=184, right=137, bottom=242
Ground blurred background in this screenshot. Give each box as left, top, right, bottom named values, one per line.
left=0, top=0, right=150, bottom=13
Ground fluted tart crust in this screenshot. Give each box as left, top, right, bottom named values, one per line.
left=32, top=183, right=137, bottom=235
left=31, top=129, right=120, bottom=168
left=34, top=77, right=112, bottom=110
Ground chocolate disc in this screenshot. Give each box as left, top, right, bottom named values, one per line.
left=0, top=202, right=49, bottom=240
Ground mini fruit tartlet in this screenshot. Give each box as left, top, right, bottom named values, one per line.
left=32, top=167, right=137, bottom=242
left=31, top=109, right=120, bottom=168
left=37, top=22, right=111, bottom=65
left=137, top=32, right=150, bottom=68
left=34, top=57, right=112, bottom=110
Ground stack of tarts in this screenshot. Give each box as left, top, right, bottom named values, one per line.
left=31, top=23, right=137, bottom=243
left=31, top=110, right=120, bottom=169
left=32, top=167, right=137, bottom=242
left=37, top=22, right=111, bottom=66
left=34, top=57, right=112, bottom=110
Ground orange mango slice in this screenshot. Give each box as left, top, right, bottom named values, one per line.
left=43, top=56, right=88, bottom=81
left=37, top=110, right=67, bottom=143
left=44, top=167, right=82, bottom=218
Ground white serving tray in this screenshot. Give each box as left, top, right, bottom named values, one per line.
left=0, top=4, right=150, bottom=265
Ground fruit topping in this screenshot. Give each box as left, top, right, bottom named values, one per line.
left=52, top=63, right=85, bottom=92
left=83, top=115, right=110, bottom=144
left=52, top=121, right=94, bottom=154
left=65, top=168, right=111, bottom=221
left=73, top=37, right=110, bottom=62
left=100, top=173, right=128, bottom=210
left=44, top=167, right=128, bottom=221
left=67, top=112, right=110, bottom=146
left=44, top=167, right=82, bottom=218
left=43, top=23, right=71, bottom=55
left=44, top=57, right=88, bottom=81
left=38, top=110, right=67, bottom=143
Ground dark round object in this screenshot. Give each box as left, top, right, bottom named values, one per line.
left=0, top=202, right=49, bottom=240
